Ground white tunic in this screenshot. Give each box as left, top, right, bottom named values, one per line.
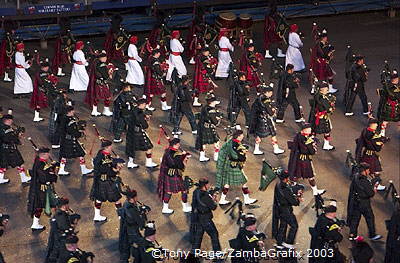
left=69, top=50, right=89, bottom=91
left=126, top=44, right=144, bottom=85
left=166, top=39, right=187, bottom=81
left=215, top=36, right=234, bottom=78
left=13, top=52, right=33, bottom=94
left=285, top=32, right=305, bottom=72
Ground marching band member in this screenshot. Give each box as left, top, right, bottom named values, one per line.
left=126, top=36, right=145, bottom=87
left=51, top=18, right=75, bottom=77
left=285, top=24, right=305, bottom=72
left=239, top=41, right=262, bottom=91
left=215, top=28, right=234, bottom=79
left=69, top=41, right=89, bottom=92
left=166, top=30, right=187, bottom=81
left=264, top=2, right=286, bottom=59
left=14, top=42, right=33, bottom=97
left=0, top=20, right=17, bottom=82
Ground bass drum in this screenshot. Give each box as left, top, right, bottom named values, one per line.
left=216, top=12, right=237, bottom=37
left=238, top=13, right=253, bottom=37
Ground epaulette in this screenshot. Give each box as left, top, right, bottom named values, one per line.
left=328, top=223, right=340, bottom=231
left=247, top=235, right=259, bottom=243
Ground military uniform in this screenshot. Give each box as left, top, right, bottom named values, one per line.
left=239, top=49, right=261, bottom=90
left=59, top=115, right=85, bottom=159
left=51, top=28, right=75, bottom=76
left=377, top=81, right=400, bottom=122
left=171, top=82, right=197, bottom=133
left=0, top=27, right=17, bottom=81
left=309, top=92, right=335, bottom=135
left=193, top=54, right=215, bottom=95
left=57, top=247, right=94, bottom=263
left=385, top=209, right=400, bottom=263
left=49, top=93, right=71, bottom=147
left=276, top=72, right=302, bottom=121
left=311, top=41, right=335, bottom=82
left=111, top=89, right=136, bottom=141
left=229, top=79, right=251, bottom=128
left=125, top=107, right=153, bottom=158
left=140, top=239, right=164, bottom=263
left=288, top=132, right=316, bottom=180
left=195, top=105, right=221, bottom=150
left=345, top=63, right=369, bottom=114
left=232, top=227, right=263, bottom=263
left=0, top=122, right=24, bottom=169
left=145, top=56, right=166, bottom=98
left=355, top=127, right=385, bottom=174
left=249, top=95, right=276, bottom=138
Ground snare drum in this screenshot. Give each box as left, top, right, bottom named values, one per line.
left=216, top=12, right=237, bottom=30
left=239, top=14, right=253, bottom=29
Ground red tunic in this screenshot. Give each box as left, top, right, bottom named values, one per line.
left=193, top=55, right=213, bottom=94
left=263, top=15, right=283, bottom=50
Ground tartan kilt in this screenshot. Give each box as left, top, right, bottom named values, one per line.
left=361, top=153, right=382, bottom=174
left=90, top=179, right=122, bottom=202
left=59, top=138, right=85, bottom=159
left=292, top=160, right=315, bottom=179
left=246, top=67, right=261, bottom=89
left=146, top=77, right=165, bottom=96
left=379, top=100, right=400, bottom=122
left=255, top=117, right=276, bottom=138
left=198, top=126, right=219, bottom=145
left=313, top=59, right=334, bottom=81
left=215, top=161, right=247, bottom=188
left=195, top=72, right=212, bottom=94
left=30, top=90, right=48, bottom=109
left=0, top=147, right=24, bottom=168
left=314, top=117, right=332, bottom=134
left=95, top=84, right=112, bottom=101
left=158, top=172, right=186, bottom=194
left=126, top=130, right=153, bottom=156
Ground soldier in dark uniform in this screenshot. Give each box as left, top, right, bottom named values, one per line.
left=125, top=98, right=158, bottom=169
left=111, top=84, right=137, bottom=143
left=90, top=140, right=123, bottom=222
left=0, top=20, right=18, bottom=82
left=27, top=147, right=58, bottom=231
left=239, top=42, right=262, bottom=91
left=192, top=47, right=217, bottom=106
left=171, top=75, right=198, bottom=135
left=276, top=64, right=303, bottom=123
left=272, top=170, right=301, bottom=249
left=45, top=197, right=80, bottom=263
left=157, top=138, right=191, bottom=214
left=377, top=71, right=400, bottom=137
left=49, top=90, right=72, bottom=149
left=118, top=188, right=146, bottom=263
left=309, top=204, right=345, bottom=263
left=351, top=236, right=374, bottom=263
left=308, top=82, right=336, bottom=151
left=249, top=84, right=284, bottom=155
left=85, top=51, right=114, bottom=117
left=140, top=223, right=164, bottom=263
left=195, top=94, right=222, bottom=162
left=344, top=56, right=369, bottom=116
left=231, top=215, right=266, bottom=263
left=0, top=114, right=30, bottom=185
left=228, top=72, right=251, bottom=130
left=355, top=118, right=387, bottom=190
left=347, top=162, right=382, bottom=241
left=145, top=49, right=170, bottom=111
left=190, top=178, right=221, bottom=255
left=0, top=213, right=10, bottom=263
left=58, top=106, right=93, bottom=176
left=287, top=123, right=325, bottom=196
left=51, top=18, right=75, bottom=77
left=385, top=206, right=400, bottom=263
left=57, top=235, right=94, bottom=263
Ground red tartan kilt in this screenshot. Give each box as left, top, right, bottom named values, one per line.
left=293, top=160, right=314, bottom=179
left=313, top=59, right=333, bottom=81
left=361, top=154, right=382, bottom=174
left=95, top=84, right=112, bottom=100
left=4, top=55, right=12, bottom=69
left=195, top=72, right=212, bottom=93
left=246, top=67, right=261, bottom=89
left=146, top=78, right=165, bottom=96
left=30, top=91, right=48, bottom=109
left=163, top=174, right=186, bottom=193
left=111, top=48, right=124, bottom=61
left=59, top=52, right=69, bottom=66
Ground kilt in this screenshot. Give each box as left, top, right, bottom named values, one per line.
left=90, top=179, right=122, bottom=202
left=95, top=84, right=112, bottom=102
left=313, top=59, right=334, bottom=81
left=146, top=77, right=165, bottom=96
left=292, top=159, right=315, bottom=179
left=215, top=163, right=247, bottom=188
left=361, top=153, right=382, bottom=174
left=30, top=90, right=48, bottom=109
left=59, top=138, right=85, bottom=159
left=246, top=67, right=261, bottom=90
left=44, top=186, right=59, bottom=215
left=314, top=117, right=332, bottom=134
left=158, top=172, right=186, bottom=194
left=0, top=146, right=24, bottom=168
left=126, top=129, right=153, bottom=157
left=255, top=117, right=276, bottom=138
left=379, top=99, right=400, bottom=122
left=198, top=125, right=219, bottom=146
left=194, top=72, right=212, bottom=94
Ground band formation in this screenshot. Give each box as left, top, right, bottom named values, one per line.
left=0, top=2, right=399, bottom=263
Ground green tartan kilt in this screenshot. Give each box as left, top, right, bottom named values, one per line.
left=215, top=160, right=247, bottom=188
left=45, top=185, right=58, bottom=216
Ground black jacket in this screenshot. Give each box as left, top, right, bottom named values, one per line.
left=191, top=188, right=217, bottom=223
left=176, top=84, right=193, bottom=113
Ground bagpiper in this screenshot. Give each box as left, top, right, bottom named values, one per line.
left=308, top=82, right=336, bottom=151
left=263, top=0, right=286, bottom=59
left=287, top=122, right=325, bottom=196
left=125, top=98, right=158, bottom=168
left=30, top=59, right=59, bottom=122
left=166, top=30, right=187, bottom=81
left=139, top=224, right=163, bottom=263
left=126, top=35, right=145, bottom=87
left=195, top=93, right=222, bottom=162
left=85, top=51, right=114, bottom=117
left=57, top=235, right=95, bottom=263
left=215, top=28, right=234, bottom=79
left=49, top=89, right=72, bottom=149
left=104, top=14, right=129, bottom=64
left=377, top=70, right=400, bottom=136
left=0, top=114, right=31, bottom=185
left=355, top=118, right=387, bottom=191
left=89, top=140, right=124, bottom=222
left=192, top=47, right=217, bottom=107
left=186, top=4, right=207, bottom=65
left=157, top=138, right=192, bottom=214
left=144, top=49, right=171, bottom=111
left=0, top=20, right=18, bottom=82
left=239, top=41, right=262, bottom=91
left=27, top=147, right=58, bottom=231
left=111, top=84, right=137, bottom=143
left=69, top=41, right=89, bottom=92
left=344, top=55, right=370, bottom=116
left=57, top=106, right=93, bottom=176
left=228, top=71, right=251, bottom=130
left=249, top=84, right=285, bottom=155
left=14, top=42, right=33, bottom=97
left=51, top=18, right=75, bottom=77
left=216, top=130, right=257, bottom=205
left=285, top=24, right=305, bottom=72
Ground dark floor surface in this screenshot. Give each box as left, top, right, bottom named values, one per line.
left=0, top=11, right=399, bottom=263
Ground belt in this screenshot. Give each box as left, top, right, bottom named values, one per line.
left=40, top=184, right=48, bottom=192
left=100, top=174, right=108, bottom=181
left=15, top=64, right=24, bottom=68
left=171, top=52, right=181, bottom=56
left=2, top=144, right=17, bottom=150
left=365, top=150, right=377, bottom=156
left=74, top=61, right=84, bottom=65
left=167, top=168, right=183, bottom=176
left=220, top=48, right=229, bottom=52
left=128, top=57, right=136, bottom=60
left=299, top=154, right=312, bottom=161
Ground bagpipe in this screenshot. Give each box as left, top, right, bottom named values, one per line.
left=27, top=137, right=60, bottom=175
left=91, top=124, right=124, bottom=164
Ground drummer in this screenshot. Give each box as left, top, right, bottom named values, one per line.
left=215, top=28, right=234, bottom=79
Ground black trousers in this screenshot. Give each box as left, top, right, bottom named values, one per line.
left=276, top=211, right=298, bottom=245
left=191, top=220, right=221, bottom=252
left=120, top=232, right=143, bottom=263
left=231, top=101, right=251, bottom=127
left=114, top=116, right=130, bottom=140
left=345, top=86, right=368, bottom=113
left=174, top=110, right=197, bottom=132
left=277, top=96, right=301, bottom=120
left=349, top=202, right=376, bottom=238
